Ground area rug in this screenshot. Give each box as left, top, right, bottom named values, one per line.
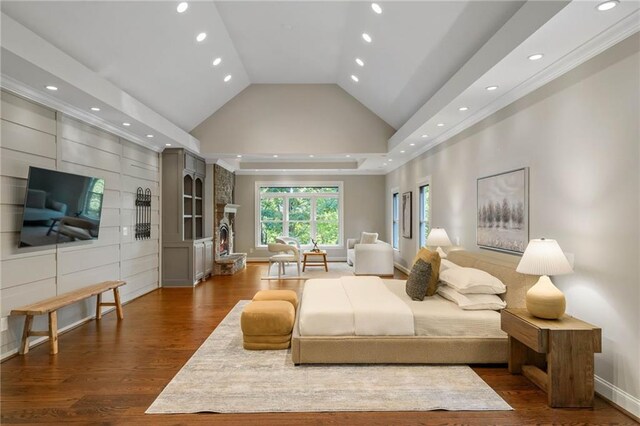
left=146, top=301, right=512, bottom=414
left=261, top=261, right=355, bottom=280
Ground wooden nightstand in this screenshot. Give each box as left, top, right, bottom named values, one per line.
left=501, top=308, right=602, bottom=408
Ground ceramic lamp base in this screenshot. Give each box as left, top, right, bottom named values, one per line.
left=526, top=275, right=566, bottom=319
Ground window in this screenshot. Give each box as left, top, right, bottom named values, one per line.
left=392, top=192, right=399, bottom=249
left=419, top=184, right=430, bottom=247
left=83, top=178, right=104, bottom=219
left=257, top=184, right=342, bottom=247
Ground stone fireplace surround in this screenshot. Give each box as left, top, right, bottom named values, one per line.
left=213, top=164, right=246, bottom=275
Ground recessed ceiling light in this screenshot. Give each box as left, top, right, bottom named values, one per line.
left=383, top=163, right=387, bottom=166
left=410, top=143, right=415, bottom=146
left=596, top=0, right=619, bottom=11
left=212, top=57, right=222, bottom=66
left=196, top=32, right=207, bottom=42
left=237, top=154, right=242, bottom=158
left=355, top=58, right=364, bottom=67
left=146, top=134, right=154, bottom=138
left=362, top=33, right=372, bottom=43
left=388, top=159, right=393, bottom=162
left=45, top=85, right=58, bottom=91
left=458, top=106, right=469, bottom=111
left=437, top=123, right=444, bottom=127
left=122, top=122, right=131, bottom=127
left=90, top=107, right=100, bottom=111
left=273, top=154, right=278, bottom=158
left=346, top=154, right=351, bottom=158
left=351, top=75, right=359, bottom=83
left=421, top=134, right=428, bottom=138
left=528, top=53, right=544, bottom=61
left=165, top=143, right=171, bottom=146
left=486, top=85, right=499, bottom=91
left=224, top=74, right=232, bottom=82
left=177, top=2, right=188, bottom=13
left=400, top=150, right=405, bottom=153
left=309, top=154, right=314, bottom=158
left=371, top=3, right=382, bottom=14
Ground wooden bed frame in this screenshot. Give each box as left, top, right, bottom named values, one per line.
left=291, top=250, right=538, bottom=365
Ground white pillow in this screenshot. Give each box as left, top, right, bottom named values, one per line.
left=439, top=267, right=506, bottom=294
left=437, top=285, right=506, bottom=311
left=439, top=259, right=459, bottom=273
left=360, top=232, right=378, bottom=244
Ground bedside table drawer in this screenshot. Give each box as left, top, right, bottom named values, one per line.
left=501, top=310, right=547, bottom=352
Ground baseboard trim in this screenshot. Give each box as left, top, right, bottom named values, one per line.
left=595, top=375, right=640, bottom=421
left=247, top=257, right=347, bottom=262
left=394, top=262, right=410, bottom=275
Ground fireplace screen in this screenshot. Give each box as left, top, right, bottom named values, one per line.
left=219, top=224, right=229, bottom=256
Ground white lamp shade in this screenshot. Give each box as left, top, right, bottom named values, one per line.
left=426, top=228, right=452, bottom=247
left=516, top=238, right=573, bottom=276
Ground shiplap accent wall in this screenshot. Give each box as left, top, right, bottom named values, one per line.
left=0, top=91, right=160, bottom=357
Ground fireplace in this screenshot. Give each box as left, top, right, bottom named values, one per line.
left=219, top=223, right=229, bottom=256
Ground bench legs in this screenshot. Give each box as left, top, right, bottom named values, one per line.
left=95, top=288, right=124, bottom=321
left=19, top=315, right=34, bottom=355
left=48, top=311, right=58, bottom=354
left=18, top=313, right=59, bottom=355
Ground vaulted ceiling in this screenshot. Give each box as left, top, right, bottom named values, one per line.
left=1, top=1, right=639, bottom=174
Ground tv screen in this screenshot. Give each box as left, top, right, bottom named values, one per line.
left=19, top=167, right=105, bottom=248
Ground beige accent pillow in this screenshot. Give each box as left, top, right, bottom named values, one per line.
left=440, top=267, right=506, bottom=294
left=413, top=248, right=441, bottom=297
left=360, top=232, right=378, bottom=244
left=437, top=285, right=506, bottom=310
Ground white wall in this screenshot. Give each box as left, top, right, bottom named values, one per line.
left=386, top=34, right=640, bottom=415
left=234, top=174, right=386, bottom=260
left=192, top=84, right=395, bottom=156
left=0, top=91, right=161, bottom=357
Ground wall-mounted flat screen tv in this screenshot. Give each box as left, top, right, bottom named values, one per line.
left=19, top=167, right=105, bottom=248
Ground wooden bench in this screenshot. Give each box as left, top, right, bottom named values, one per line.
left=10, top=280, right=126, bottom=355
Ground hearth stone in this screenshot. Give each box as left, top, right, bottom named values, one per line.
left=214, top=253, right=247, bottom=276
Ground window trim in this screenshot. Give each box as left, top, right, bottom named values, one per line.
left=255, top=181, right=344, bottom=249
left=416, top=176, right=431, bottom=252
left=390, top=187, right=400, bottom=251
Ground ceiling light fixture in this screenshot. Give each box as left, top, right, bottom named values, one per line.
left=309, top=154, right=314, bottom=158
left=212, top=57, right=222, bottom=66
left=458, top=106, right=469, bottom=111
left=486, top=85, right=499, bottom=91
left=351, top=75, right=359, bottom=82
left=273, top=154, right=278, bottom=158
left=196, top=32, right=207, bottom=42
left=122, top=122, right=131, bottom=127
left=45, top=85, right=58, bottom=91
left=224, top=74, right=232, bottom=82
left=146, top=134, right=154, bottom=138
left=355, top=58, right=364, bottom=67
left=410, top=143, right=415, bottom=146
left=421, top=134, right=428, bottom=138
left=90, top=107, right=100, bottom=111
left=165, top=143, right=172, bottom=146
left=528, top=53, right=544, bottom=61
left=388, top=159, right=393, bottom=162
left=346, top=154, right=351, bottom=158
left=362, top=33, right=372, bottom=43
left=596, top=0, right=619, bottom=11
left=437, top=123, right=444, bottom=127
left=383, top=163, right=387, bottom=166
left=237, top=154, right=242, bottom=158
left=177, top=2, right=188, bottom=13
left=371, top=3, right=382, bottom=14
left=400, top=150, right=405, bottom=153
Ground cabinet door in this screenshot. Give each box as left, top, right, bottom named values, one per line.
left=184, top=153, right=197, bottom=173
left=194, top=242, right=205, bottom=281
left=204, top=241, right=213, bottom=275
left=196, top=158, right=206, bottom=177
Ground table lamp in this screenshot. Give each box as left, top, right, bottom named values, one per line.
left=426, top=228, right=452, bottom=258
left=516, top=238, right=573, bottom=319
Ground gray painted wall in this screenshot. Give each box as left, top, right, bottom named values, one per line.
left=234, top=174, right=386, bottom=260
left=386, top=34, right=640, bottom=412
left=0, top=91, right=161, bottom=357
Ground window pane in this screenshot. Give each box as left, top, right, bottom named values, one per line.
left=289, top=198, right=311, bottom=221
left=261, top=187, right=291, bottom=193
left=261, top=186, right=339, bottom=193
left=288, top=222, right=311, bottom=244
left=393, top=193, right=399, bottom=221
left=393, top=222, right=399, bottom=249
left=316, top=222, right=339, bottom=245
left=316, top=197, right=339, bottom=221
left=260, top=197, right=283, bottom=220
left=261, top=222, right=283, bottom=245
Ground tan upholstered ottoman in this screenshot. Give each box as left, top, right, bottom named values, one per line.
left=241, top=301, right=295, bottom=350
left=252, top=289, right=299, bottom=310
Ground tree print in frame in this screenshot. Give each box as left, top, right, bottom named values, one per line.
left=477, top=167, right=529, bottom=254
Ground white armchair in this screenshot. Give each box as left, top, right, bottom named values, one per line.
left=346, top=238, right=395, bottom=276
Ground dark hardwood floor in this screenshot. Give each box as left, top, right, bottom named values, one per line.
left=1, top=263, right=636, bottom=425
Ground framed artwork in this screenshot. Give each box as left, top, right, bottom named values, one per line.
left=402, top=191, right=412, bottom=239
left=477, top=167, right=529, bottom=254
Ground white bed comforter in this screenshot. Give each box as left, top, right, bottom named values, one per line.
left=299, top=276, right=415, bottom=336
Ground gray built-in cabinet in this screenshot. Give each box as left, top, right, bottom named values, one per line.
left=162, top=148, right=213, bottom=286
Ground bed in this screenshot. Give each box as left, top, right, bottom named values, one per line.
left=291, top=250, right=538, bottom=365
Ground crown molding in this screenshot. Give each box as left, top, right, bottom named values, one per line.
left=235, top=169, right=386, bottom=176
left=1, top=75, right=163, bottom=153
left=389, top=10, right=640, bottom=173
